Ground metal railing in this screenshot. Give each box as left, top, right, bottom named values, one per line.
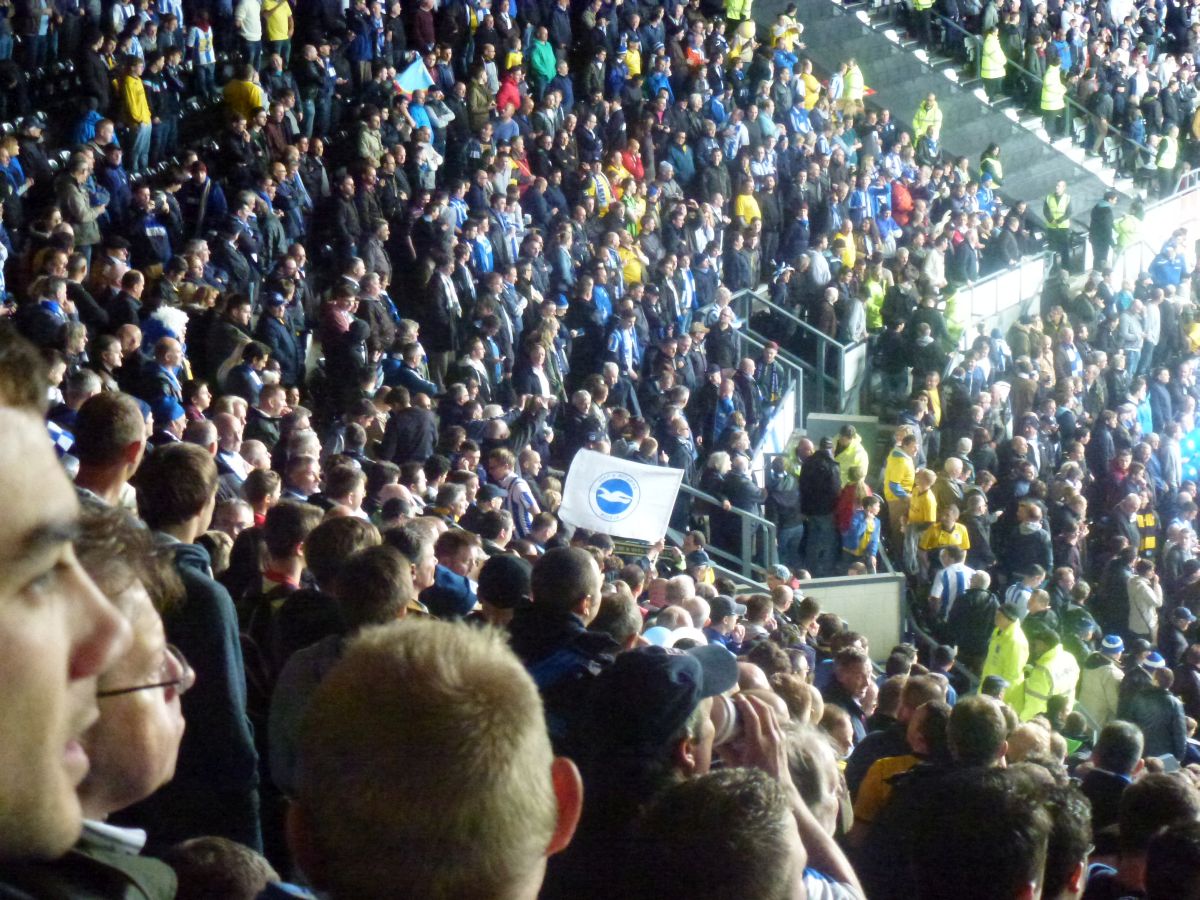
left=677, top=480, right=779, bottom=579
left=720, top=300, right=807, bottom=430
left=909, top=5, right=1153, bottom=167
left=731, top=287, right=867, bottom=415
left=878, top=545, right=982, bottom=690
left=949, top=249, right=1055, bottom=347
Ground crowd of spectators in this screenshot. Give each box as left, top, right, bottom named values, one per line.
left=2, top=0, right=1200, bottom=897
left=912, top=0, right=1200, bottom=187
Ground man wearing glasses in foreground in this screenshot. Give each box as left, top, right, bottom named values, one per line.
left=3, top=502, right=193, bottom=896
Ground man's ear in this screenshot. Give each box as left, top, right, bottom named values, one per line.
left=1133, top=757, right=1146, bottom=777
left=286, top=802, right=327, bottom=891
left=546, top=756, right=583, bottom=858
left=123, top=440, right=145, bottom=467
left=673, top=734, right=698, bottom=777
left=1014, top=882, right=1037, bottom=900
left=1067, top=859, right=1086, bottom=896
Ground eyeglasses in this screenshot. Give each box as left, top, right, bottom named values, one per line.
left=97, top=644, right=195, bottom=699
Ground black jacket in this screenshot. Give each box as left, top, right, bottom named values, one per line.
left=799, top=450, right=841, bottom=516
left=508, top=605, right=620, bottom=754
left=1080, top=767, right=1130, bottom=836
left=1118, top=685, right=1187, bottom=759
left=255, top=313, right=304, bottom=388
left=380, top=405, right=438, bottom=464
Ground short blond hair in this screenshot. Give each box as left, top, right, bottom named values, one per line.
left=296, top=619, right=558, bottom=899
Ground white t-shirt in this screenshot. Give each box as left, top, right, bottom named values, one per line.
left=234, top=0, right=264, bottom=41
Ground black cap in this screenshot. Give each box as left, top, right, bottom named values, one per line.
left=711, top=595, right=747, bottom=618
left=981, top=675, right=1009, bottom=696
left=578, top=645, right=739, bottom=755
left=998, top=602, right=1021, bottom=621
left=477, top=555, right=532, bottom=610
left=477, top=483, right=505, bottom=503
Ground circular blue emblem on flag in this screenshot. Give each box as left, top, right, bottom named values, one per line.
left=589, top=472, right=640, bottom=521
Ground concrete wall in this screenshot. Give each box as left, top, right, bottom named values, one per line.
left=791, top=572, right=907, bottom=664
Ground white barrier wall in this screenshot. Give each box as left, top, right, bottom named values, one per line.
left=1112, top=187, right=1200, bottom=285
left=793, top=572, right=906, bottom=664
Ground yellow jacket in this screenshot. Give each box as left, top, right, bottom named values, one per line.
left=835, top=435, right=870, bottom=486
left=844, top=64, right=865, bottom=101
left=1008, top=643, right=1080, bottom=721
left=802, top=72, right=821, bottom=109
left=1040, top=65, right=1066, bottom=111
left=980, top=32, right=1006, bottom=80
left=725, top=0, right=752, bottom=21
left=912, top=101, right=942, bottom=140
left=980, top=621, right=1029, bottom=687
left=119, top=74, right=151, bottom=126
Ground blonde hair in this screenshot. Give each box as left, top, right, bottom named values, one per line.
left=297, top=620, right=558, bottom=899
left=914, top=468, right=936, bottom=490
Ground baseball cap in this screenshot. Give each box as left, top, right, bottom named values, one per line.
left=476, top=555, right=532, bottom=610
left=477, top=484, right=505, bottom=503
left=151, top=396, right=185, bottom=425
left=1173, top=607, right=1197, bottom=623
left=711, top=595, right=747, bottom=618
left=265, top=292, right=287, bottom=307
left=981, top=675, right=1009, bottom=695
left=1101, top=635, right=1125, bottom=655
left=578, top=644, right=738, bottom=754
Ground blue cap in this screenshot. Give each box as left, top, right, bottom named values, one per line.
left=1173, top=607, right=1197, bottom=623
left=578, top=645, right=738, bottom=753
left=265, top=292, right=287, bottom=307
left=554, top=293, right=570, bottom=308
left=1145, top=652, right=1167, bottom=669
left=1101, top=635, right=1124, bottom=655
left=151, top=396, right=186, bottom=425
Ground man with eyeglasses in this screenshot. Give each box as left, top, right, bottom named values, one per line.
left=121, top=442, right=262, bottom=854
left=2, top=503, right=192, bottom=895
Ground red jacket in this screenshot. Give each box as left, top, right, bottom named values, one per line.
left=496, top=77, right=521, bottom=115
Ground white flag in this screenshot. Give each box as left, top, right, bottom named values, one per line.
left=559, top=450, right=684, bottom=543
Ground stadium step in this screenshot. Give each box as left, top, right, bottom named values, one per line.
left=769, top=0, right=1139, bottom=225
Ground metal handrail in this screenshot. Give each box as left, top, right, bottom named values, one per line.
left=878, top=545, right=982, bottom=689
left=678, top=480, right=777, bottom=531
left=919, top=6, right=1152, bottom=161
left=678, top=480, right=779, bottom=578
left=731, top=287, right=868, bottom=414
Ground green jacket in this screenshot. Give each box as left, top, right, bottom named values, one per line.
left=529, top=39, right=557, bottom=84
left=0, top=827, right=177, bottom=900
left=1115, top=213, right=1143, bottom=251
